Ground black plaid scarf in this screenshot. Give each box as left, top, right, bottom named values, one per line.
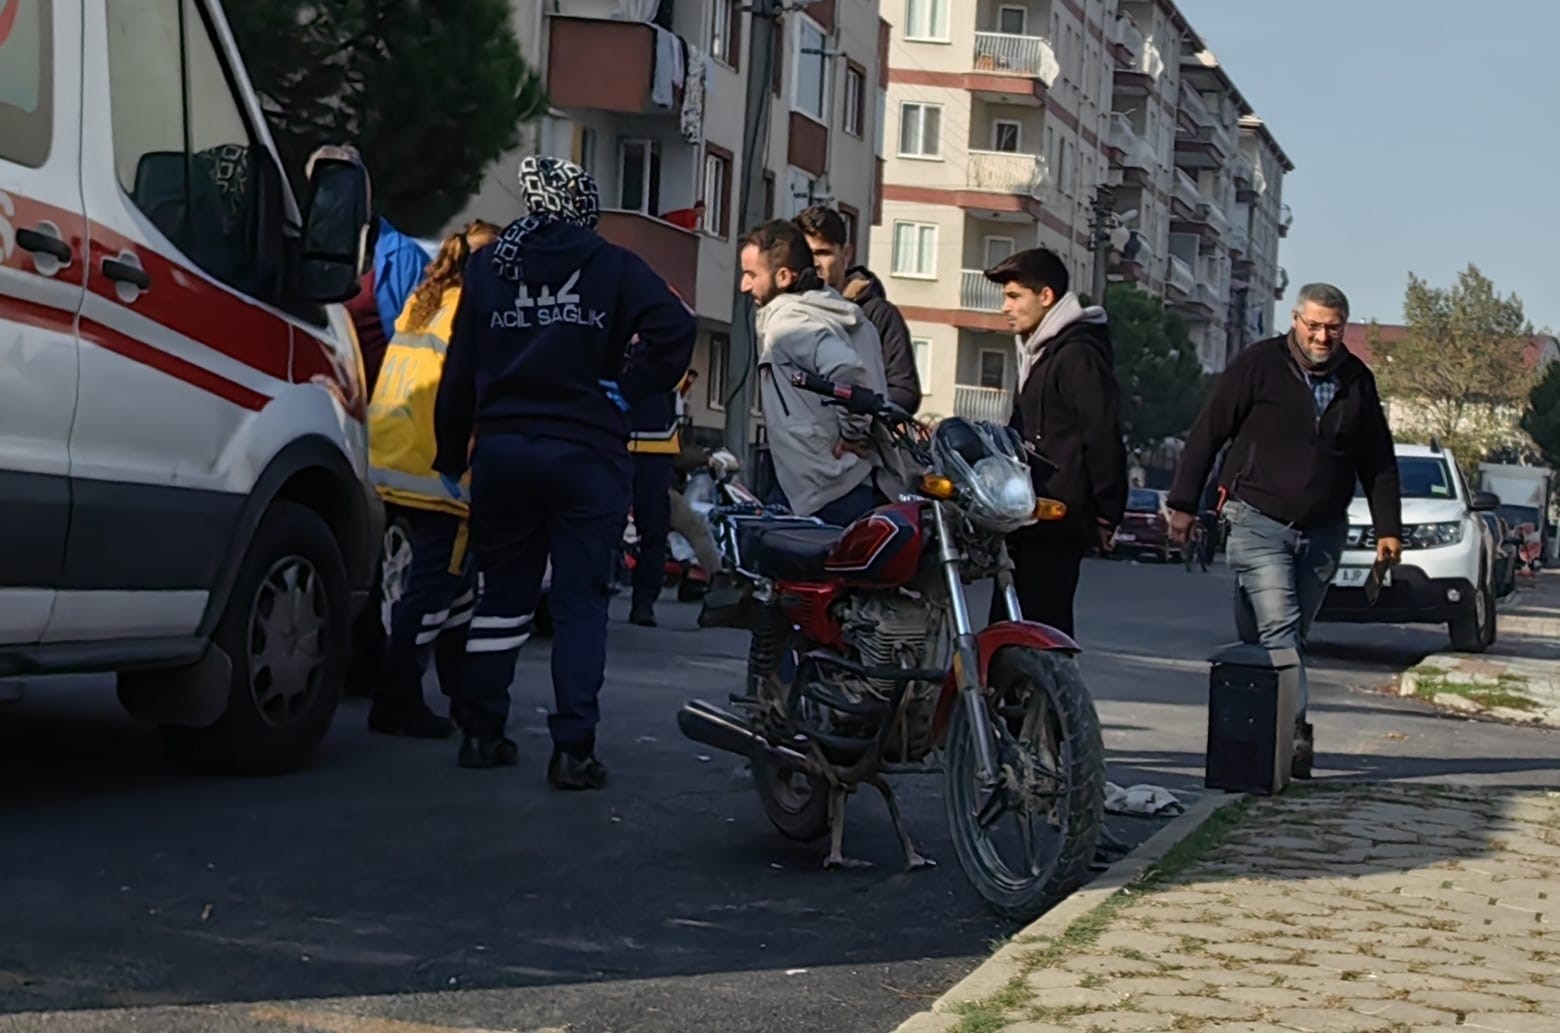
left=492, top=156, right=602, bottom=283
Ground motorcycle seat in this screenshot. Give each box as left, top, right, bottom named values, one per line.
left=743, top=523, right=843, bottom=582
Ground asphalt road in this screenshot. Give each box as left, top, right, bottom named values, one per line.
left=1, top=558, right=1555, bottom=1033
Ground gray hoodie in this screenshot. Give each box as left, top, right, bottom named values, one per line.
left=756, top=287, right=890, bottom=518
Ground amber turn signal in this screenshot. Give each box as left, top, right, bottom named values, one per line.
left=1034, top=498, right=1068, bottom=521
left=919, top=474, right=957, bottom=499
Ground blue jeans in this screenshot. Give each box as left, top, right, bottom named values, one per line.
left=1223, top=500, right=1347, bottom=719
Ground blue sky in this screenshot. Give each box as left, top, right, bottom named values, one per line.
left=1179, top=0, right=1559, bottom=333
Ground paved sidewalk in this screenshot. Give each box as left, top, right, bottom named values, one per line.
left=1400, top=570, right=1560, bottom=725
left=893, top=783, right=1560, bottom=1033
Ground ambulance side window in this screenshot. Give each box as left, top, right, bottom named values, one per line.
left=106, top=0, right=265, bottom=295
left=0, top=0, right=54, bottom=168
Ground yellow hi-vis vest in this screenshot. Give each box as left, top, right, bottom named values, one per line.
left=367, top=288, right=468, bottom=517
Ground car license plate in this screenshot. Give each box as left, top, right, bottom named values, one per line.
left=1333, top=567, right=1391, bottom=588
left=1115, top=533, right=1137, bottom=542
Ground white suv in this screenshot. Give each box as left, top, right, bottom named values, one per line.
left=1, top=2, right=381, bottom=772
left=1316, top=443, right=1500, bottom=652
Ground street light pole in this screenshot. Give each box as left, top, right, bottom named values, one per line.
left=1088, top=183, right=1115, bottom=305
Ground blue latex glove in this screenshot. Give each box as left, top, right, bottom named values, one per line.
left=439, top=473, right=464, bottom=500
left=599, top=379, right=630, bottom=413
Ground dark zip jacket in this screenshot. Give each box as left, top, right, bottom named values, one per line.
left=433, top=224, right=697, bottom=474
left=843, top=266, right=921, bottom=413
left=1168, top=335, right=1402, bottom=537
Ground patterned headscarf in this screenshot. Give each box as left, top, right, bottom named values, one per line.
left=492, top=156, right=601, bottom=282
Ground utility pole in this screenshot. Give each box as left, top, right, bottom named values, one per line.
left=722, top=0, right=784, bottom=469
left=1087, top=183, right=1115, bottom=305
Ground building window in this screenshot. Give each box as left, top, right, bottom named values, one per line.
left=571, top=124, right=597, bottom=174
left=898, top=102, right=941, bottom=158
left=703, top=145, right=732, bottom=237
left=991, top=120, right=1021, bottom=153
left=844, top=62, right=866, bottom=137
left=786, top=166, right=818, bottom=217
left=710, top=0, right=741, bottom=70
left=912, top=338, right=932, bottom=388
left=978, top=348, right=1008, bottom=389
left=792, top=17, right=829, bottom=123
left=0, top=0, right=53, bottom=168
left=984, top=236, right=1015, bottom=268
left=891, top=220, right=937, bottom=278
left=905, top=0, right=949, bottom=41
left=707, top=333, right=731, bottom=412
left=108, top=0, right=271, bottom=295
left=997, top=5, right=1027, bottom=35
left=619, top=138, right=661, bottom=215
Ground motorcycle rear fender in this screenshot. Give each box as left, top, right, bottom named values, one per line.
left=932, top=620, right=1080, bottom=744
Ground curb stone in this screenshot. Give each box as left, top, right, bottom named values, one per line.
left=894, top=790, right=1244, bottom=1030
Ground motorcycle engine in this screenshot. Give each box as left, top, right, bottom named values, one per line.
left=836, top=594, right=944, bottom=762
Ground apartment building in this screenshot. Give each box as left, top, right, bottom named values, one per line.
left=452, top=0, right=888, bottom=444
left=873, top=0, right=1291, bottom=423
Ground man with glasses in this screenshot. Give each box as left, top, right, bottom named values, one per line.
left=1167, top=283, right=1402, bottom=779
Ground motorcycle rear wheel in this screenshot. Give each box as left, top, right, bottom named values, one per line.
left=944, top=647, right=1105, bottom=922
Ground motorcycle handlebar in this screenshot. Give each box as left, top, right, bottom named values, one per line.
left=790, top=371, right=903, bottom=420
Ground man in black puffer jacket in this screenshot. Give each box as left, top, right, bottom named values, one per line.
left=986, top=248, right=1128, bottom=638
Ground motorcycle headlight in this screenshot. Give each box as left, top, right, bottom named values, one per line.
left=1405, top=522, right=1463, bottom=549
left=970, top=456, right=1036, bottom=526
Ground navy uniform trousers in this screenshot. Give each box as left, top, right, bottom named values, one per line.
left=459, top=432, right=631, bottom=755
left=379, top=509, right=476, bottom=711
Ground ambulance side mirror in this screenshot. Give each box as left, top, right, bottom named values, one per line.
left=293, top=158, right=371, bottom=303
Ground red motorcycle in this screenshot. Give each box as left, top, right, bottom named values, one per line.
left=679, top=374, right=1105, bottom=920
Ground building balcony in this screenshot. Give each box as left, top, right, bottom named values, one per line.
left=1227, top=223, right=1250, bottom=256
left=1177, top=83, right=1214, bottom=128
left=597, top=209, right=699, bottom=308
left=954, top=385, right=1013, bottom=424
left=546, top=16, right=680, bottom=116
left=966, top=150, right=1049, bottom=200
left=1111, top=230, right=1154, bottom=284
left=1194, top=282, right=1222, bottom=313
left=960, top=269, right=1004, bottom=313
left=1172, top=168, right=1202, bottom=215
left=1113, top=39, right=1164, bottom=94
left=1174, top=122, right=1234, bottom=169
left=1279, top=203, right=1293, bottom=237
left=1166, top=254, right=1195, bottom=297
left=1231, top=152, right=1256, bottom=189
left=1274, top=266, right=1290, bottom=299
left=1107, top=113, right=1157, bottom=172
left=1108, top=15, right=1143, bottom=66
left=971, top=32, right=1061, bottom=90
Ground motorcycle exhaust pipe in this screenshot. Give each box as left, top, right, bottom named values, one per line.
left=677, top=700, right=813, bottom=770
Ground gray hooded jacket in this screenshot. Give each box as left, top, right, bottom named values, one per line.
left=756, top=287, right=891, bottom=518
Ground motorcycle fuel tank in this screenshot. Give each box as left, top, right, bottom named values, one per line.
left=823, top=503, right=924, bottom=588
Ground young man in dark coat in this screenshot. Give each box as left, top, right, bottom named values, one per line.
left=1167, top=282, right=1401, bottom=778
left=795, top=205, right=923, bottom=414
left=433, top=157, right=696, bottom=787
left=986, top=248, right=1128, bottom=638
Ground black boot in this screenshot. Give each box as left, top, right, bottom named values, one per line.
left=368, top=701, right=454, bottom=739
left=548, top=748, right=608, bottom=790
left=1291, top=719, right=1315, bottom=780
left=628, top=602, right=657, bottom=628
left=458, top=734, right=519, bottom=769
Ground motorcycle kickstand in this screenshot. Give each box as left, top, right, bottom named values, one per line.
left=823, top=784, right=872, bottom=871
left=868, top=775, right=936, bottom=871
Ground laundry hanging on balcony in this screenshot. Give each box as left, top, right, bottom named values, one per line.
left=650, top=25, right=686, bottom=109
left=680, top=46, right=708, bottom=146
left=618, top=0, right=658, bottom=20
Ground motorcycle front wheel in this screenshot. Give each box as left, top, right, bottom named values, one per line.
left=943, top=647, right=1106, bottom=922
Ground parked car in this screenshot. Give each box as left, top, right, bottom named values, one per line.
left=1112, top=488, right=1176, bottom=561
left=1478, top=511, right=1521, bottom=598
left=1314, top=443, right=1500, bottom=652
left=1, top=2, right=381, bottom=773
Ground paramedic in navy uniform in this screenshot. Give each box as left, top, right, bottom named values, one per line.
left=433, top=157, right=696, bottom=788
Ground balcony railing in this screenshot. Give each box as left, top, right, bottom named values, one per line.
left=960, top=269, right=1004, bottom=312
left=1227, top=223, right=1250, bottom=255
left=1195, top=282, right=1222, bottom=311
left=1231, top=152, right=1256, bottom=185
left=1173, top=169, right=1202, bottom=211
left=1199, top=200, right=1230, bottom=237
left=1279, top=203, right=1294, bottom=236
left=1108, top=113, right=1156, bottom=170
left=966, top=150, right=1049, bottom=199
left=972, top=32, right=1061, bottom=88
left=1167, top=255, right=1195, bottom=296
left=1110, top=16, right=1143, bottom=60
left=1178, top=83, right=1213, bottom=127
left=954, top=385, right=1013, bottom=424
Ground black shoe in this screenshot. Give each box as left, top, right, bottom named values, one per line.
left=548, top=748, right=608, bottom=790
left=368, top=702, right=455, bottom=739
left=458, top=735, right=520, bottom=769
left=1291, top=720, right=1315, bottom=780
left=628, top=603, right=657, bottom=628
